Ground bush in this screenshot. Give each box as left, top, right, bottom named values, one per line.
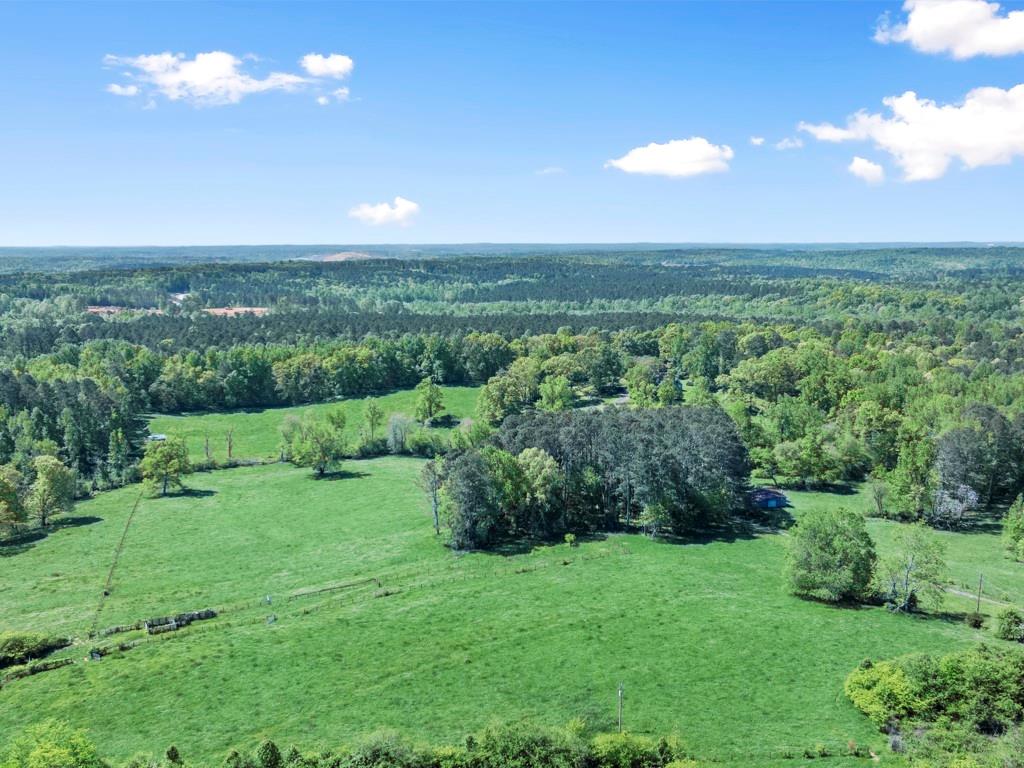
left=590, top=733, right=662, bottom=768
left=0, top=720, right=107, bottom=768
left=965, top=612, right=986, bottom=629
left=996, top=608, right=1024, bottom=642
left=0, top=631, right=69, bottom=669
left=407, top=430, right=447, bottom=458
left=354, top=437, right=388, bottom=458
left=844, top=659, right=916, bottom=728
left=471, top=721, right=588, bottom=768
left=1004, top=494, right=1024, bottom=558
left=342, top=730, right=424, bottom=768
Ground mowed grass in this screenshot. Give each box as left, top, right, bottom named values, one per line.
left=148, top=386, right=482, bottom=462
left=4, top=461, right=1016, bottom=766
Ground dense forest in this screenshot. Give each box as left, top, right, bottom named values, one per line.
left=3, top=247, right=1024, bottom=515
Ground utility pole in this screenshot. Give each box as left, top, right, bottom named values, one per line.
left=977, top=573, right=984, bottom=614
left=617, top=683, right=624, bottom=733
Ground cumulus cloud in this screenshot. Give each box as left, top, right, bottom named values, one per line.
left=605, top=137, right=733, bottom=178
left=848, top=156, right=886, bottom=184
left=106, top=83, right=139, bottom=97
left=103, top=51, right=309, bottom=106
left=104, top=50, right=354, bottom=107
left=317, top=96, right=330, bottom=106
left=749, top=136, right=766, bottom=146
left=348, top=196, right=420, bottom=226
left=775, top=136, right=803, bottom=150
left=300, top=53, right=354, bottom=78
left=875, top=0, right=1024, bottom=59
left=799, top=84, right=1024, bottom=180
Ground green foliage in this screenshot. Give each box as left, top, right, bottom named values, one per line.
left=847, top=644, right=1024, bottom=750
left=414, top=378, right=445, bottom=424
left=1003, top=494, right=1024, bottom=559
left=995, top=608, right=1024, bottom=642
left=875, top=524, right=948, bottom=613
left=0, top=464, right=25, bottom=533
left=363, top=399, right=385, bottom=443
left=0, top=720, right=106, bottom=768
left=139, top=437, right=191, bottom=497
left=844, top=660, right=917, bottom=728
left=785, top=506, right=876, bottom=603
left=590, top=733, right=662, bottom=768
left=538, top=375, right=574, bottom=412
left=0, top=631, right=68, bottom=669
left=283, top=413, right=346, bottom=476
left=27, top=455, right=76, bottom=525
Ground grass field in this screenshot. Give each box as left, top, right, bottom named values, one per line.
left=4, top=457, right=1019, bottom=766
left=148, top=386, right=482, bottom=462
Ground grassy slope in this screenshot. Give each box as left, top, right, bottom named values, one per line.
left=4, top=462, right=1014, bottom=767
left=147, top=386, right=482, bottom=462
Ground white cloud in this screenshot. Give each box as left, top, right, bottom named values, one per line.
left=104, top=51, right=309, bottom=106
left=775, top=136, right=804, bottom=150
left=348, top=196, right=420, bottom=226
left=106, top=83, right=139, bottom=97
left=875, top=0, right=1024, bottom=59
left=799, top=83, right=1024, bottom=180
left=605, top=137, right=733, bottom=177
left=333, top=87, right=350, bottom=102
left=317, top=96, right=330, bottom=106
left=535, top=166, right=565, bottom=176
left=848, top=156, right=886, bottom=184
left=749, top=136, right=765, bottom=146
left=301, top=53, right=354, bottom=78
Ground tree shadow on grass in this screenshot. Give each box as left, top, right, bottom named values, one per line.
left=473, top=531, right=611, bottom=558
left=180, top=487, right=217, bottom=498
left=907, top=609, right=970, bottom=625
left=312, top=469, right=371, bottom=481
left=0, top=515, right=103, bottom=557
left=952, top=509, right=1004, bottom=536
left=54, top=515, right=103, bottom=529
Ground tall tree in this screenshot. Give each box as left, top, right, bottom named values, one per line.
left=785, top=506, right=876, bottom=603
left=288, top=415, right=346, bottom=476
left=419, top=458, right=443, bottom=535
left=875, top=524, right=947, bottom=613
left=364, top=398, right=384, bottom=442
left=27, top=455, right=76, bottom=527
left=140, top=437, right=192, bottom=496
left=414, top=377, right=445, bottom=424
left=0, top=464, right=25, bottom=535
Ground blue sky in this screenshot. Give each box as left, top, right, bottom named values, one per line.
left=2, top=1, right=1024, bottom=245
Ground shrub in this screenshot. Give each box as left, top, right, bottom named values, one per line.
left=471, top=721, right=588, bottom=768
left=256, top=741, right=282, bottom=768
left=408, top=430, right=447, bottom=458
left=0, top=720, right=106, bottom=768
left=354, top=437, right=388, bottom=458
left=965, top=612, right=986, bottom=629
left=1004, top=494, right=1024, bottom=558
left=590, top=733, right=662, bottom=768
left=342, top=730, right=424, bottom=768
left=0, top=631, right=69, bottom=669
left=995, top=608, right=1024, bottom=642
left=844, top=660, right=916, bottom=728
left=564, top=533, right=577, bottom=548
